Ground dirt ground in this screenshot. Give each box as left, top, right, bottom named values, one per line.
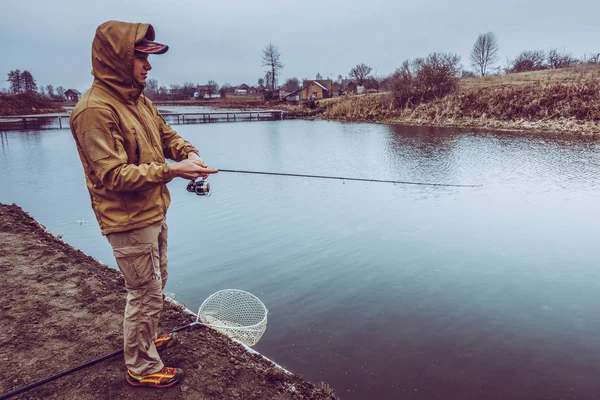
left=0, top=203, right=337, bottom=400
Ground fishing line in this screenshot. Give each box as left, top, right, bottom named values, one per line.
left=187, top=168, right=482, bottom=196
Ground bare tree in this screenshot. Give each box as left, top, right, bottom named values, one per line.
left=470, top=32, right=499, bottom=76
left=45, top=84, right=55, bottom=99
left=265, top=71, right=273, bottom=91
left=145, top=78, right=159, bottom=99
left=219, top=83, right=231, bottom=98
left=316, top=72, right=322, bottom=80
left=365, top=75, right=390, bottom=93
left=582, top=53, right=600, bottom=64
left=349, top=63, right=372, bottom=86
left=55, top=86, right=65, bottom=101
left=261, top=43, right=283, bottom=92
left=547, top=48, right=578, bottom=69
left=158, top=85, right=168, bottom=100
left=283, top=77, right=300, bottom=91
left=207, top=80, right=219, bottom=97
left=181, top=82, right=196, bottom=99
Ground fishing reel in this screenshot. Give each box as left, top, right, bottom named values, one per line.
left=186, top=180, right=210, bottom=196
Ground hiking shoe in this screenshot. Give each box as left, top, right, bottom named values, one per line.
left=155, top=332, right=177, bottom=351
left=126, top=367, right=183, bottom=388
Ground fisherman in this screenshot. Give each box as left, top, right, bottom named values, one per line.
left=69, top=20, right=217, bottom=388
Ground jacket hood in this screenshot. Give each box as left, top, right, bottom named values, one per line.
left=91, top=20, right=155, bottom=103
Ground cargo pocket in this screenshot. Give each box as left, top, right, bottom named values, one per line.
left=112, top=243, right=157, bottom=288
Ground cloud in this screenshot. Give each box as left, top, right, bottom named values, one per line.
left=2, top=0, right=599, bottom=92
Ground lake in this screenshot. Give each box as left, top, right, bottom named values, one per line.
left=1, top=119, right=600, bottom=399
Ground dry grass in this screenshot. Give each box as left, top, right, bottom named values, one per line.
left=321, top=93, right=395, bottom=120
left=319, top=66, right=600, bottom=134
left=460, top=64, right=600, bottom=90
left=0, top=92, right=62, bottom=116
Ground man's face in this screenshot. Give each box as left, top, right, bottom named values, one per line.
left=133, top=53, right=152, bottom=85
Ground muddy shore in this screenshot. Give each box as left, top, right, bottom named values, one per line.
left=0, top=203, right=336, bottom=400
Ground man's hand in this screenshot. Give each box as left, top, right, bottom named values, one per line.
left=170, top=158, right=218, bottom=180
left=187, top=152, right=201, bottom=161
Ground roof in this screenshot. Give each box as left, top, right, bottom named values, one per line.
left=302, top=79, right=332, bottom=91
left=312, top=81, right=328, bottom=91
left=279, top=82, right=300, bottom=92
left=64, top=89, right=81, bottom=95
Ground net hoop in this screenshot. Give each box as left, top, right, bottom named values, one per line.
left=196, top=289, right=268, bottom=346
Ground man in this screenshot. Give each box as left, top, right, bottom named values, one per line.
left=69, top=20, right=217, bottom=388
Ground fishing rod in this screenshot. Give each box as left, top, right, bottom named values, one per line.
left=0, top=321, right=201, bottom=400
left=1, top=288, right=267, bottom=399
left=186, top=168, right=482, bottom=196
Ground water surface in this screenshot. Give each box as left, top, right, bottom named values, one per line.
left=1, top=121, right=600, bottom=399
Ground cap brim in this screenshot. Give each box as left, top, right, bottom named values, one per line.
left=135, top=40, right=169, bottom=55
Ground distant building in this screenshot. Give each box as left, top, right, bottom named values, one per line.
left=197, top=84, right=218, bottom=98
left=64, top=89, right=82, bottom=102
left=234, top=83, right=251, bottom=95
left=281, top=90, right=300, bottom=102
left=300, top=79, right=333, bottom=100
left=279, top=82, right=301, bottom=101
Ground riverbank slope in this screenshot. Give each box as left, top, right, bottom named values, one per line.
left=0, top=203, right=336, bottom=400
left=319, top=65, right=600, bottom=134
left=0, top=93, right=63, bottom=116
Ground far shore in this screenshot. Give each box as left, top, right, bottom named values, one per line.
left=4, top=64, right=600, bottom=136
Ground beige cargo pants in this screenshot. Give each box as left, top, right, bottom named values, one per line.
left=106, top=218, right=168, bottom=376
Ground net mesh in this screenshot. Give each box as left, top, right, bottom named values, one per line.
left=197, top=289, right=268, bottom=347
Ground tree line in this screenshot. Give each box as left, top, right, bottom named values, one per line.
left=5, top=69, right=69, bottom=101
left=6, top=34, right=598, bottom=105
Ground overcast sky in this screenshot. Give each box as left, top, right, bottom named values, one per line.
left=2, top=0, right=599, bottom=92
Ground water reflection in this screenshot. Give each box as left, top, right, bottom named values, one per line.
left=0, top=131, right=8, bottom=153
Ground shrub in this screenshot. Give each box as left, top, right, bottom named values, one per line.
left=507, top=50, right=547, bottom=73
left=392, top=53, right=461, bottom=108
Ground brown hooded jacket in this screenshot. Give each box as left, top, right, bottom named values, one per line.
left=70, top=21, right=198, bottom=235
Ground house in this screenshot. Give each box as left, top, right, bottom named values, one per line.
left=234, top=83, right=250, bottom=95
left=279, top=82, right=302, bottom=101
left=300, top=79, right=333, bottom=100
left=64, top=89, right=81, bottom=102
left=196, top=84, right=218, bottom=98
left=282, top=90, right=301, bottom=102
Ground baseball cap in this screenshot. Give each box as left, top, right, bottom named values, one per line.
left=135, top=39, right=169, bottom=55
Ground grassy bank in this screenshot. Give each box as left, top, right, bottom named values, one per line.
left=0, top=92, right=64, bottom=116
left=320, top=65, right=600, bottom=134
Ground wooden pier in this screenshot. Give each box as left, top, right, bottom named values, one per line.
left=0, top=110, right=285, bottom=131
